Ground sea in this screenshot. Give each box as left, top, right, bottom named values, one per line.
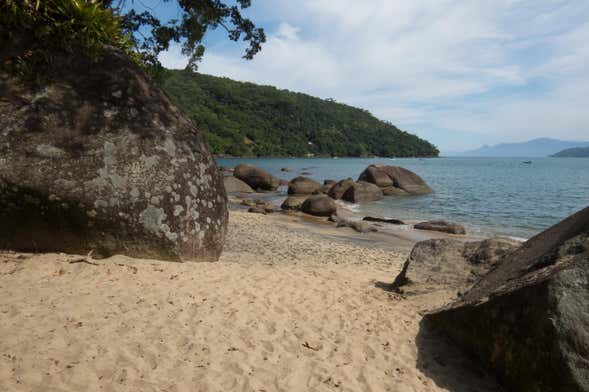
left=216, top=157, right=589, bottom=240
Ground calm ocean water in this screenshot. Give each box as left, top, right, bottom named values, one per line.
left=217, top=157, right=589, bottom=239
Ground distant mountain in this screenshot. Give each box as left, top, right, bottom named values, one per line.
left=456, top=138, right=589, bottom=157
left=158, top=69, right=439, bottom=157
left=552, top=146, right=589, bottom=157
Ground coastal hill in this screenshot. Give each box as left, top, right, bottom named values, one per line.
left=456, top=137, right=589, bottom=157
left=551, top=146, right=589, bottom=157
left=158, top=70, right=439, bottom=157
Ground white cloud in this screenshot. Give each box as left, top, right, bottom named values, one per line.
left=159, top=0, right=589, bottom=151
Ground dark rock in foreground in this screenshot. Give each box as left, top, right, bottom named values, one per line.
left=288, top=176, right=321, bottom=195
left=414, top=220, right=466, bottom=235
left=223, top=176, right=254, bottom=194
left=234, top=164, right=279, bottom=191
left=301, top=194, right=337, bottom=217
left=424, top=206, right=589, bottom=392
left=341, top=181, right=383, bottom=203
left=358, top=165, right=432, bottom=195
left=0, top=48, right=227, bottom=261
left=392, top=237, right=520, bottom=293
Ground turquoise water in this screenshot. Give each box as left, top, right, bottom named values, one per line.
left=217, top=157, right=589, bottom=239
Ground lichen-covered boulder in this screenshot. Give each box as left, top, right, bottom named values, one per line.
left=301, top=194, right=337, bottom=217
left=0, top=48, right=227, bottom=261
left=287, top=176, right=321, bottom=195
left=223, top=176, right=254, bottom=194
left=358, top=165, right=432, bottom=195
left=341, top=181, right=383, bottom=203
left=424, top=206, right=589, bottom=392
left=233, top=164, right=279, bottom=191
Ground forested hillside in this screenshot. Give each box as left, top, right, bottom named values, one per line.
left=552, top=147, right=589, bottom=157
left=159, top=70, right=439, bottom=157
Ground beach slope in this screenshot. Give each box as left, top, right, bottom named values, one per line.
left=0, top=211, right=499, bottom=392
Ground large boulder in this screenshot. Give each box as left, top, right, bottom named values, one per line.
left=223, top=176, right=254, bottom=194
left=358, top=165, right=432, bottom=195
left=0, top=48, right=227, bottom=261
left=233, top=164, right=279, bottom=191
left=414, top=220, right=466, bottom=235
left=341, top=181, right=384, bottom=203
left=287, top=176, right=321, bottom=195
left=391, top=237, right=521, bottom=293
left=301, top=195, right=337, bottom=217
left=424, top=206, right=589, bottom=392
left=327, top=178, right=354, bottom=200
left=281, top=196, right=308, bottom=211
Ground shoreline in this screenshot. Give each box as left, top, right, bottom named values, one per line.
left=228, top=193, right=509, bottom=250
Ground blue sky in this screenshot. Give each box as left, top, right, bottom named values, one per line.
left=130, top=1, right=589, bottom=154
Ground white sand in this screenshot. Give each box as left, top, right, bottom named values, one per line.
left=0, top=211, right=500, bottom=391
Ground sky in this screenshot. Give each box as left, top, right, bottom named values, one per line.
left=135, top=0, right=589, bottom=154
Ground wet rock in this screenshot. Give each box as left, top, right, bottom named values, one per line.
left=233, top=164, right=279, bottom=191
left=280, top=167, right=291, bottom=172
left=240, top=199, right=256, bottom=207
left=288, top=176, right=321, bottom=195
left=281, top=196, right=308, bottom=211
left=358, top=165, right=432, bottom=195
left=247, top=206, right=267, bottom=215
left=414, top=220, right=466, bottom=235
left=223, top=176, right=254, bottom=194
left=381, top=186, right=410, bottom=196
left=362, top=216, right=405, bottom=225
left=327, top=178, right=354, bottom=200
left=336, top=219, right=378, bottom=233
left=0, top=47, right=227, bottom=261
left=301, top=194, right=337, bottom=217
left=341, top=181, right=384, bottom=203
left=391, top=237, right=520, bottom=293
left=424, top=206, right=589, bottom=392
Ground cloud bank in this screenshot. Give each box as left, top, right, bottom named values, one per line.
left=159, top=0, right=589, bottom=153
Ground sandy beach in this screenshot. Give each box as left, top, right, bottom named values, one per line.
left=0, top=210, right=500, bottom=392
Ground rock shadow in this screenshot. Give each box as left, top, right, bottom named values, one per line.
left=415, top=317, right=504, bottom=392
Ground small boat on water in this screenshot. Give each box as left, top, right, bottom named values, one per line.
left=522, top=160, right=532, bottom=164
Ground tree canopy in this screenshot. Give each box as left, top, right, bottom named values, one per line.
left=1, top=0, right=265, bottom=74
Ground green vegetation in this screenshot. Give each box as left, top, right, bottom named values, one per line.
left=1, top=1, right=264, bottom=77
left=552, top=147, right=589, bottom=157
left=159, top=70, right=439, bottom=157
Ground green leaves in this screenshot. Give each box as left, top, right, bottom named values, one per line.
left=1, top=0, right=134, bottom=78
left=1, top=0, right=265, bottom=76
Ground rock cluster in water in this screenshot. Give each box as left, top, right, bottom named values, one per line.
left=223, top=163, right=440, bottom=230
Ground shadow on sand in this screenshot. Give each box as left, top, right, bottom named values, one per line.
left=414, top=318, right=504, bottom=392
left=373, top=281, right=502, bottom=391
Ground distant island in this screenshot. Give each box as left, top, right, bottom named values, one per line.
left=551, top=146, right=589, bottom=157
left=455, top=138, right=589, bottom=157
left=158, top=69, right=439, bottom=158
